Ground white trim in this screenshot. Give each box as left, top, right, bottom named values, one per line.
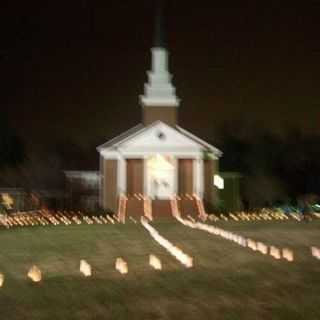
left=140, top=97, right=179, bottom=107
left=120, top=147, right=201, bottom=153
left=118, top=122, right=204, bottom=150
left=96, top=124, right=145, bottom=151
left=97, top=122, right=221, bottom=159
left=100, top=149, right=203, bottom=160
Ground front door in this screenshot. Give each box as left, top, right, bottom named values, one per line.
left=126, top=159, right=144, bottom=196
left=178, top=159, right=194, bottom=195
left=147, top=155, right=175, bottom=199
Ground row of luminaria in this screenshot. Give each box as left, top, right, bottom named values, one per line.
left=177, top=216, right=320, bottom=262
left=0, top=210, right=118, bottom=228
left=0, top=255, right=164, bottom=287
left=1, top=245, right=319, bottom=288
left=2, top=208, right=319, bottom=230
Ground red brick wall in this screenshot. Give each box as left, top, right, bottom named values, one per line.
left=178, top=159, right=194, bottom=195
left=104, top=159, right=118, bottom=212
left=126, top=159, right=144, bottom=196
left=143, top=106, right=177, bottom=126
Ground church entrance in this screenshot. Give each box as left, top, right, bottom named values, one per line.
left=178, top=159, right=194, bottom=195
left=147, top=154, right=175, bottom=199
left=126, top=159, right=144, bottom=196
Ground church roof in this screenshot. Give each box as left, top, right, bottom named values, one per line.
left=97, top=121, right=222, bottom=157
left=97, top=124, right=145, bottom=151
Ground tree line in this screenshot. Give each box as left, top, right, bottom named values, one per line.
left=218, top=123, right=320, bottom=208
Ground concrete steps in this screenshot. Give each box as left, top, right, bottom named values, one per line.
left=152, top=200, right=173, bottom=220
left=126, top=197, right=144, bottom=218
left=177, top=196, right=200, bottom=218
left=124, top=194, right=204, bottom=221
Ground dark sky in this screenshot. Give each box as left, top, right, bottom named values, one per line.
left=2, top=1, right=320, bottom=163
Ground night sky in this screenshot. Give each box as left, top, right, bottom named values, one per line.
left=2, top=1, right=320, bottom=168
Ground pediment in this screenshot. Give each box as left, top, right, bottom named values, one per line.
left=98, top=121, right=222, bottom=159
left=120, top=122, right=202, bottom=150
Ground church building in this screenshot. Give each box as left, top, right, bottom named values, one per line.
left=97, top=4, right=222, bottom=216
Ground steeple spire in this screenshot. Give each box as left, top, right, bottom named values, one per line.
left=140, top=0, right=180, bottom=127
left=154, top=0, right=166, bottom=48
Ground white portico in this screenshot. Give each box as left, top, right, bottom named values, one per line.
left=98, top=121, right=221, bottom=204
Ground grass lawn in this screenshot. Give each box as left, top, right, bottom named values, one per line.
left=0, top=220, right=319, bottom=320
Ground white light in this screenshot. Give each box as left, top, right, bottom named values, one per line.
left=27, top=265, right=42, bottom=282
left=257, top=242, right=268, bottom=255
left=141, top=217, right=193, bottom=268
left=149, top=255, right=162, bottom=270
left=282, top=248, right=294, bottom=262
left=311, top=246, right=320, bottom=259
left=1, top=193, right=14, bottom=209
left=247, top=239, right=257, bottom=251
left=270, top=246, right=281, bottom=260
left=213, top=175, right=224, bottom=189
left=0, top=273, right=4, bottom=287
left=115, top=258, right=128, bottom=274
left=80, top=260, right=92, bottom=277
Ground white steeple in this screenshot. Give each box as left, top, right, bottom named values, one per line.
left=140, top=1, right=180, bottom=107
left=140, top=48, right=180, bottom=107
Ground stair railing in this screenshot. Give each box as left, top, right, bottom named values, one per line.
left=193, top=193, right=208, bottom=221
left=117, top=194, right=128, bottom=224
left=143, top=195, right=153, bottom=221
left=170, top=196, right=181, bottom=218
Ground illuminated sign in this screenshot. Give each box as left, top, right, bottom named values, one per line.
left=213, top=175, right=224, bottom=189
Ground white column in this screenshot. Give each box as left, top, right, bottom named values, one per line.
left=143, top=156, right=149, bottom=197
left=100, top=156, right=108, bottom=208
left=193, top=159, right=197, bottom=195
left=199, top=158, right=204, bottom=198
left=99, top=155, right=104, bottom=208
left=174, top=157, right=178, bottom=196
left=118, top=156, right=126, bottom=195
left=194, top=157, right=204, bottom=198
